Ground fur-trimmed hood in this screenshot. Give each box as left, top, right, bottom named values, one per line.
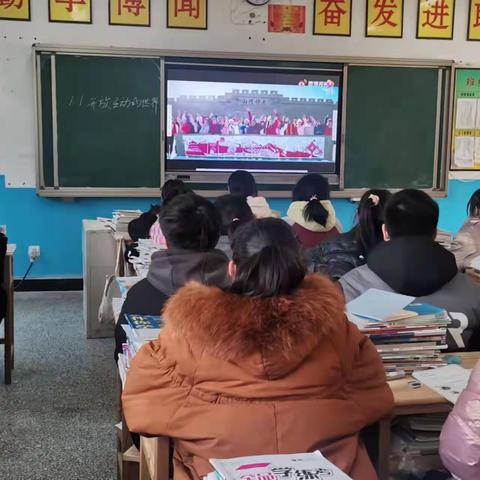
left=123, top=274, right=393, bottom=480
left=163, top=274, right=345, bottom=378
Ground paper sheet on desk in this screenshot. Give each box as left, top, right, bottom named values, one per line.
left=413, top=365, right=472, bottom=404
left=346, top=289, right=414, bottom=322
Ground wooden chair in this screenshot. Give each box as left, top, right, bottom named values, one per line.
left=0, top=240, right=14, bottom=384
left=140, top=437, right=170, bottom=480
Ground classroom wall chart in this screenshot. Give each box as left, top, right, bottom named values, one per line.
left=452, top=69, right=480, bottom=170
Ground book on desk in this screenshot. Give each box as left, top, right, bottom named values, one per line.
left=347, top=290, right=451, bottom=378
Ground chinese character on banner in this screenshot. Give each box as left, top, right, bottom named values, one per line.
left=49, top=0, right=91, bottom=23
left=0, top=0, right=30, bottom=21
left=167, top=0, right=207, bottom=29
left=366, top=0, right=404, bottom=38
left=417, top=0, right=455, bottom=39
left=268, top=5, right=306, bottom=34
left=109, top=0, right=150, bottom=26
left=468, top=0, right=480, bottom=40
left=313, top=0, right=351, bottom=36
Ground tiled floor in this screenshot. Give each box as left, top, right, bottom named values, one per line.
left=0, top=291, right=117, bottom=480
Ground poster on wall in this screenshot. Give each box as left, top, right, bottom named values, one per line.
left=0, top=0, right=30, bottom=21
left=468, top=0, right=480, bottom=40
left=452, top=69, right=480, bottom=170
left=417, top=0, right=455, bottom=40
left=268, top=4, right=306, bottom=33
left=167, top=0, right=207, bottom=29
left=313, top=0, right=352, bottom=36
left=49, top=0, right=92, bottom=24
left=109, top=0, right=150, bottom=26
left=230, top=0, right=267, bottom=25
left=366, top=0, right=404, bottom=38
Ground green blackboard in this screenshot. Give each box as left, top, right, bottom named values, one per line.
left=345, top=66, right=442, bottom=190
left=41, top=54, right=161, bottom=189
left=40, top=54, right=54, bottom=187
left=36, top=49, right=448, bottom=196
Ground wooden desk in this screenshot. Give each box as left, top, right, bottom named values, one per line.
left=1, top=244, right=15, bottom=384
left=377, top=352, right=480, bottom=480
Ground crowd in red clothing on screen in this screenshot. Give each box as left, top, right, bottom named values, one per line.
left=171, top=110, right=333, bottom=137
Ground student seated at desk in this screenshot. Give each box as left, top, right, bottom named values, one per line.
left=340, top=189, right=480, bottom=349
left=228, top=170, right=276, bottom=218
left=213, top=194, right=254, bottom=258
left=287, top=173, right=340, bottom=249
left=149, top=179, right=190, bottom=247
left=439, top=359, right=480, bottom=480
left=114, top=193, right=229, bottom=361
left=453, top=188, right=480, bottom=271
left=311, top=189, right=391, bottom=279
left=122, top=218, right=394, bottom=480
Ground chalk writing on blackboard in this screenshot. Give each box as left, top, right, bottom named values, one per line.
left=67, top=95, right=159, bottom=114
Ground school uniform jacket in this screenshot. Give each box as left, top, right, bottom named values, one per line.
left=122, top=274, right=394, bottom=480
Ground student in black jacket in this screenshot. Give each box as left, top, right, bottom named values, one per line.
left=310, top=189, right=391, bottom=279
left=115, top=193, right=229, bottom=361
left=127, top=179, right=190, bottom=241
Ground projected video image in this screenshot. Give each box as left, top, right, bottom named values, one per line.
left=165, top=66, right=341, bottom=174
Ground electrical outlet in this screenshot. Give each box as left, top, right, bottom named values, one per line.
left=28, top=245, right=41, bottom=262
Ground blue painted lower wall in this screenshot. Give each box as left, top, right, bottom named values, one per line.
left=1, top=177, right=479, bottom=279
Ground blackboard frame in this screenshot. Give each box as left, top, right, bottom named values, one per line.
left=33, top=44, right=452, bottom=198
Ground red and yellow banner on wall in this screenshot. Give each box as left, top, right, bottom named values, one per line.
left=366, top=0, right=404, bottom=38
left=167, top=0, right=207, bottom=30
left=417, top=0, right=455, bottom=40
left=0, top=0, right=30, bottom=21
left=468, top=0, right=480, bottom=40
left=313, top=0, right=352, bottom=36
left=109, top=0, right=150, bottom=27
left=268, top=5, right=306, bottom=34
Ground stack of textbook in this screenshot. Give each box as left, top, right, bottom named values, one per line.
left=117, top=314, right=164, bottom=385
left=129, top=238, right=165, bottom=277
left=347, top=290, right=451, bottom=378
left=111, top=209, right=142, bottom=233
left=205, top=451, right=352, bottom=480
left=390, top=413, right=450, bottom=477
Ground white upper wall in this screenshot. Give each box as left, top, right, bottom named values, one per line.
left=1, top=0, right=478, bottom=187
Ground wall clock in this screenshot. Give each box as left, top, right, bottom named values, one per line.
left=246, top=0, right=270, bottom=6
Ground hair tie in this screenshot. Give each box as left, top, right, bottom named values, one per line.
left=368, top=194, right=380, bottom=207
left=232, top=217, right=240, bottom=222
left=309, top=194, right=318, bottom=202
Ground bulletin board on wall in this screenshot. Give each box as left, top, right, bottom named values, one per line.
left=451, top=67, right=480, bottom=171
left=34, top=45, right=452, bottom=198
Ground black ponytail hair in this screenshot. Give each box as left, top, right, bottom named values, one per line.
left=467, top=189, right=480, bottom=218
left=159, top=192, right=220, bottom=251
left=161, top=179, right=190, bottom=206
left=230, top=218, right=306, bottom=298
left=292, top=173, right=330, bottom=227
left=213, top=194, right=255, bottom=237
left=355, top=189, right=392, bottom=255
left=228, top=170, right=258, bottom=197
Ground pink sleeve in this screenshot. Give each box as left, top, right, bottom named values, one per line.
left=149, top=222, right=167, bottom=247
left=439, top=361, right=480, bottom=480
